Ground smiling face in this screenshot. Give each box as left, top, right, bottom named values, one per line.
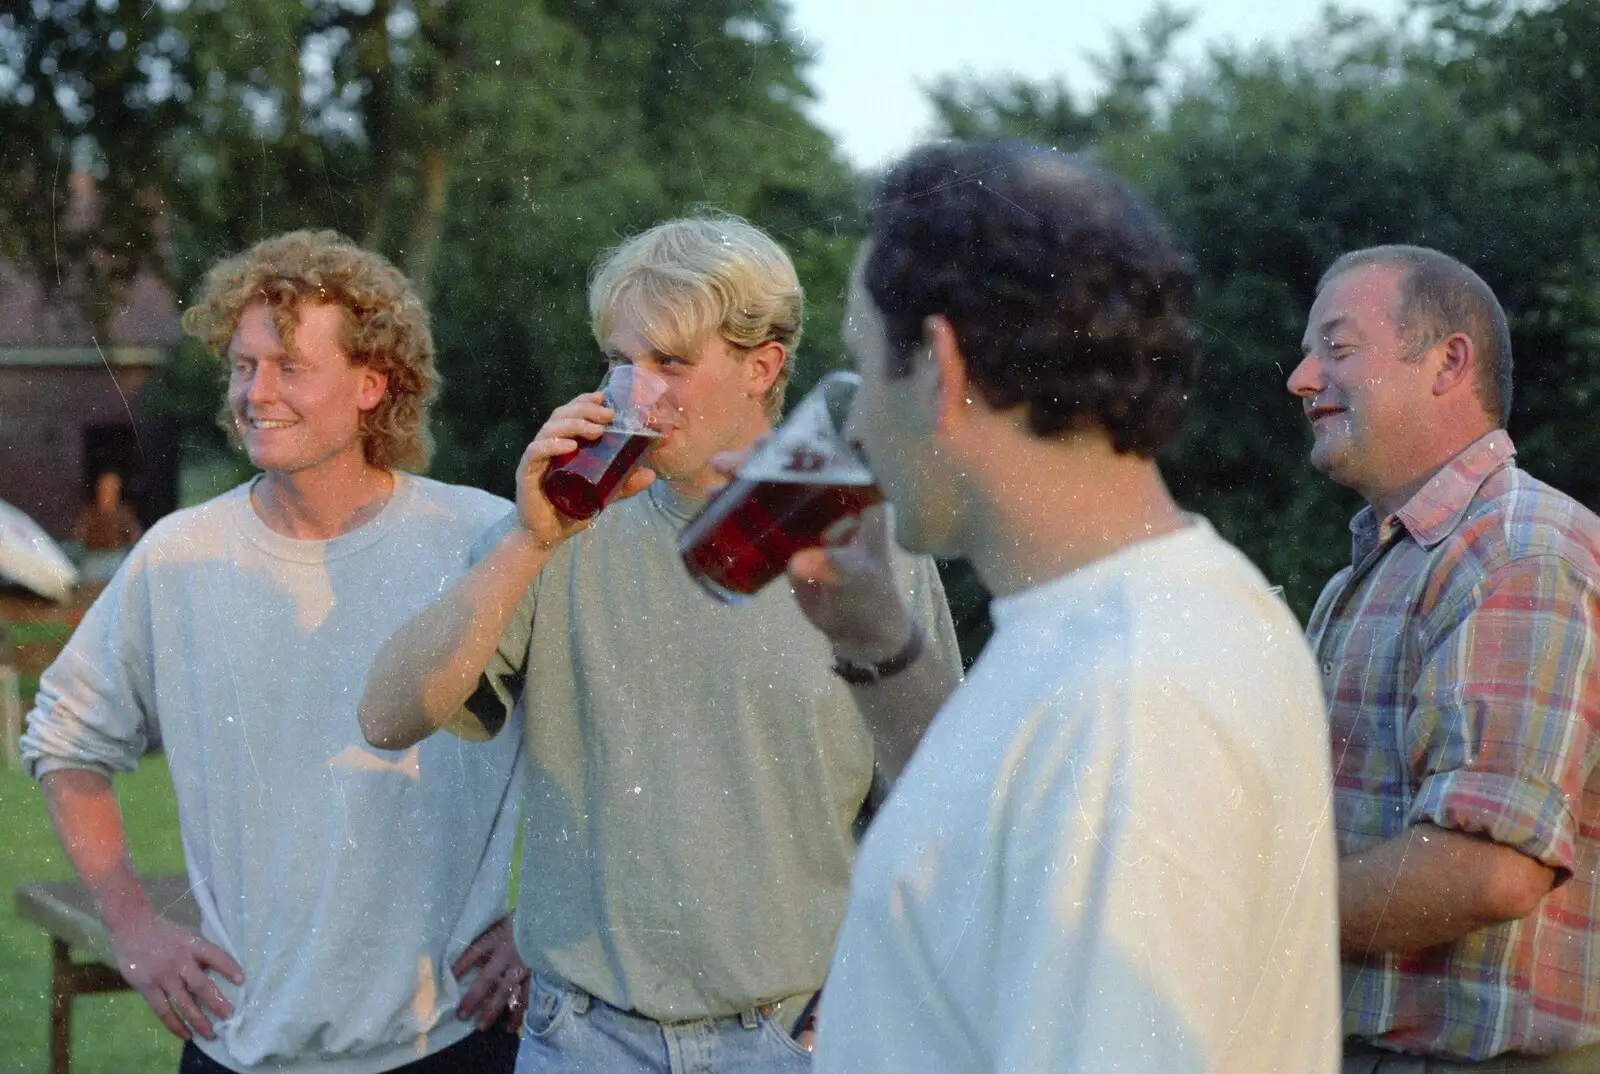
left=600, top=314, right=781, bottom=497
left=226, top=299, right=388, bottom=479
left=1287, top=263, right=1443, bottom=508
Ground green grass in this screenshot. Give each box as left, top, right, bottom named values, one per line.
left=4, top=623, right=70, bottom=700
left=2, top=757, right=187, bottom=1073
left=4, top=623, right=72, bottom=646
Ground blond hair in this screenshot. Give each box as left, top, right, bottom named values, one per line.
left=588, top=214, right=803, bottom=420
left=180, top=229, right=438, bottom=471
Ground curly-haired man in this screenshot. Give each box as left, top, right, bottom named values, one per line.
left=790, top=142, right=1342, bottom=1072
left=23, top=231, right=527, bottom=1074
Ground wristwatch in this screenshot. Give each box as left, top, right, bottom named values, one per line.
left=831, top=624, right=925, bottom=685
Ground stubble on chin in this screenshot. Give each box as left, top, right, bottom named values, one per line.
left=1307, top=439, right=1337, bottom=477
left=1307, top=416, right=1353, bottom=477
left=1310, top=429, right=1371, bottom=492
left=646, top=448, right=685, bottom=482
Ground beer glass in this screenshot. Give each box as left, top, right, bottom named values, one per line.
left=679, top=371, right=882, bottom=603
left=542, top=365, right=673, bottom=521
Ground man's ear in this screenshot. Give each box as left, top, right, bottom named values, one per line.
left=744, top=339, right=787, bottom=400
left=923, top=315, right=972, bottom=433
left=1432, top=332, right=1474, bottom=398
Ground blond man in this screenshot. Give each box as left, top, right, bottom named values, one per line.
left=23, top=231, right=527, bottom=1074
left=359, top=215, right=961, bottom=1073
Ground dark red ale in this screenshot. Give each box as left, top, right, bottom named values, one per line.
left=542, top=428, right=662, bottom=521
left=678, top=475, right=883, bottom=602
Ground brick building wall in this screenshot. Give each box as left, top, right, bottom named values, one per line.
left=0, top=244, right=182, bottom=540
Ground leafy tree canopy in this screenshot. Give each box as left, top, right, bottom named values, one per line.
left=929, top=2, right=1600, bottom=621
left=2, top=0, right=859, bottom=495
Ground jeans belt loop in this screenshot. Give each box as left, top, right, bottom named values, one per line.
left=569, top=985, right=592, bottom=1016
left=739, top=1003, right=772, bottom=1030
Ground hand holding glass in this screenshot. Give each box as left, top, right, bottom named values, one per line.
left=541, top=365, right=674, bottom=521
left=679, top=371, right=882, bottom=602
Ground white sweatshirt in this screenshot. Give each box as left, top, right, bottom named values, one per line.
left=816, top=522, right=1340, bottom=1074
left=22, top=474, right=524, bottom=1073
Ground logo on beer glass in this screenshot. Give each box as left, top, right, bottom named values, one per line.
left=679, top=371, right=882, bottom=603
left=542, top=365, right=675, bottom=521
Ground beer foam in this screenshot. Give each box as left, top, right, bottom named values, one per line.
left=741, top=462, right=874, bottom=486
left=603, top=375, right=674, bottom=434
left=739, top=386, right=871, bottom=484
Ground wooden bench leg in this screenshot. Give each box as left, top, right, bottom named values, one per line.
left=50, top=938, right=71, bottom=1074
left=48, top=935, right=135, bottom=1074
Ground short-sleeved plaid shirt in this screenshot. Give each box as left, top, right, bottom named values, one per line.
left=1308, top=431, right=1600, bottom=1061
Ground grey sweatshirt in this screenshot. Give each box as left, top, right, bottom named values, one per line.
left=22, top=474, right=524, bottom=1074
left=470, top=480, right=963, bottom=1021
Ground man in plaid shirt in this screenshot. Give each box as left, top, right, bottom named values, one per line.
left=1289, top=244, right=1600, bottom=1071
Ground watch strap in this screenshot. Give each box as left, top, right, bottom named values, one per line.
left=831, top=624, right=925, bottom=685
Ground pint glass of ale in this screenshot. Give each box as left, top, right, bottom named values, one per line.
left=679, top=371, right=882, bottom=603
left=542, top=365, right=673, bottom=521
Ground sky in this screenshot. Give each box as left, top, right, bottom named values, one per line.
left=786, top=0, right=1407, bottom=169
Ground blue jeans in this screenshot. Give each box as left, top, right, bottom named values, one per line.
left=181, top=1030, right=517, bottom=1073
left=514, top=972, right=812, bottom=1074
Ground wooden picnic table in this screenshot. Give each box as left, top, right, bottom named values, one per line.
left=13, top=874, right=199, bottom=1074
left=2, top=584, right=97, bottom=771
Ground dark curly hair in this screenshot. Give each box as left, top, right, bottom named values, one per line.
left=863, top=141, right=1198, bottom=457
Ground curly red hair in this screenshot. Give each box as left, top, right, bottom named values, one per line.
left=180, top=230, right=439, bottom=472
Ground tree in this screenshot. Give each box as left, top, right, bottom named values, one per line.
left=161, top=0, right=591, bottom=297
left=1413, top=0, right=1600, bottom=510
left=2, top=0, right=861, bottom=490
left=929, top=7, right=1600, bottom=617
left=1418, top=0, right=1600, bottom=185
left=926, top=3, right=1193, bottom=152
left=419, top=0, right=861, bottom=493
left=0, top=0, right=190, bottom=329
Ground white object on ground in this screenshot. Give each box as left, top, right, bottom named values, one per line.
left=0, top=499, right=78, bottom=602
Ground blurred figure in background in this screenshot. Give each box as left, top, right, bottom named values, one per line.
left=71, top=470, right=143, bottom=583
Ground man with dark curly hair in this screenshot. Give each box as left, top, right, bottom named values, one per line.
left=784, top=142, right=1342, bottom=1072
left=22, top=231, right=528, bottom=1074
